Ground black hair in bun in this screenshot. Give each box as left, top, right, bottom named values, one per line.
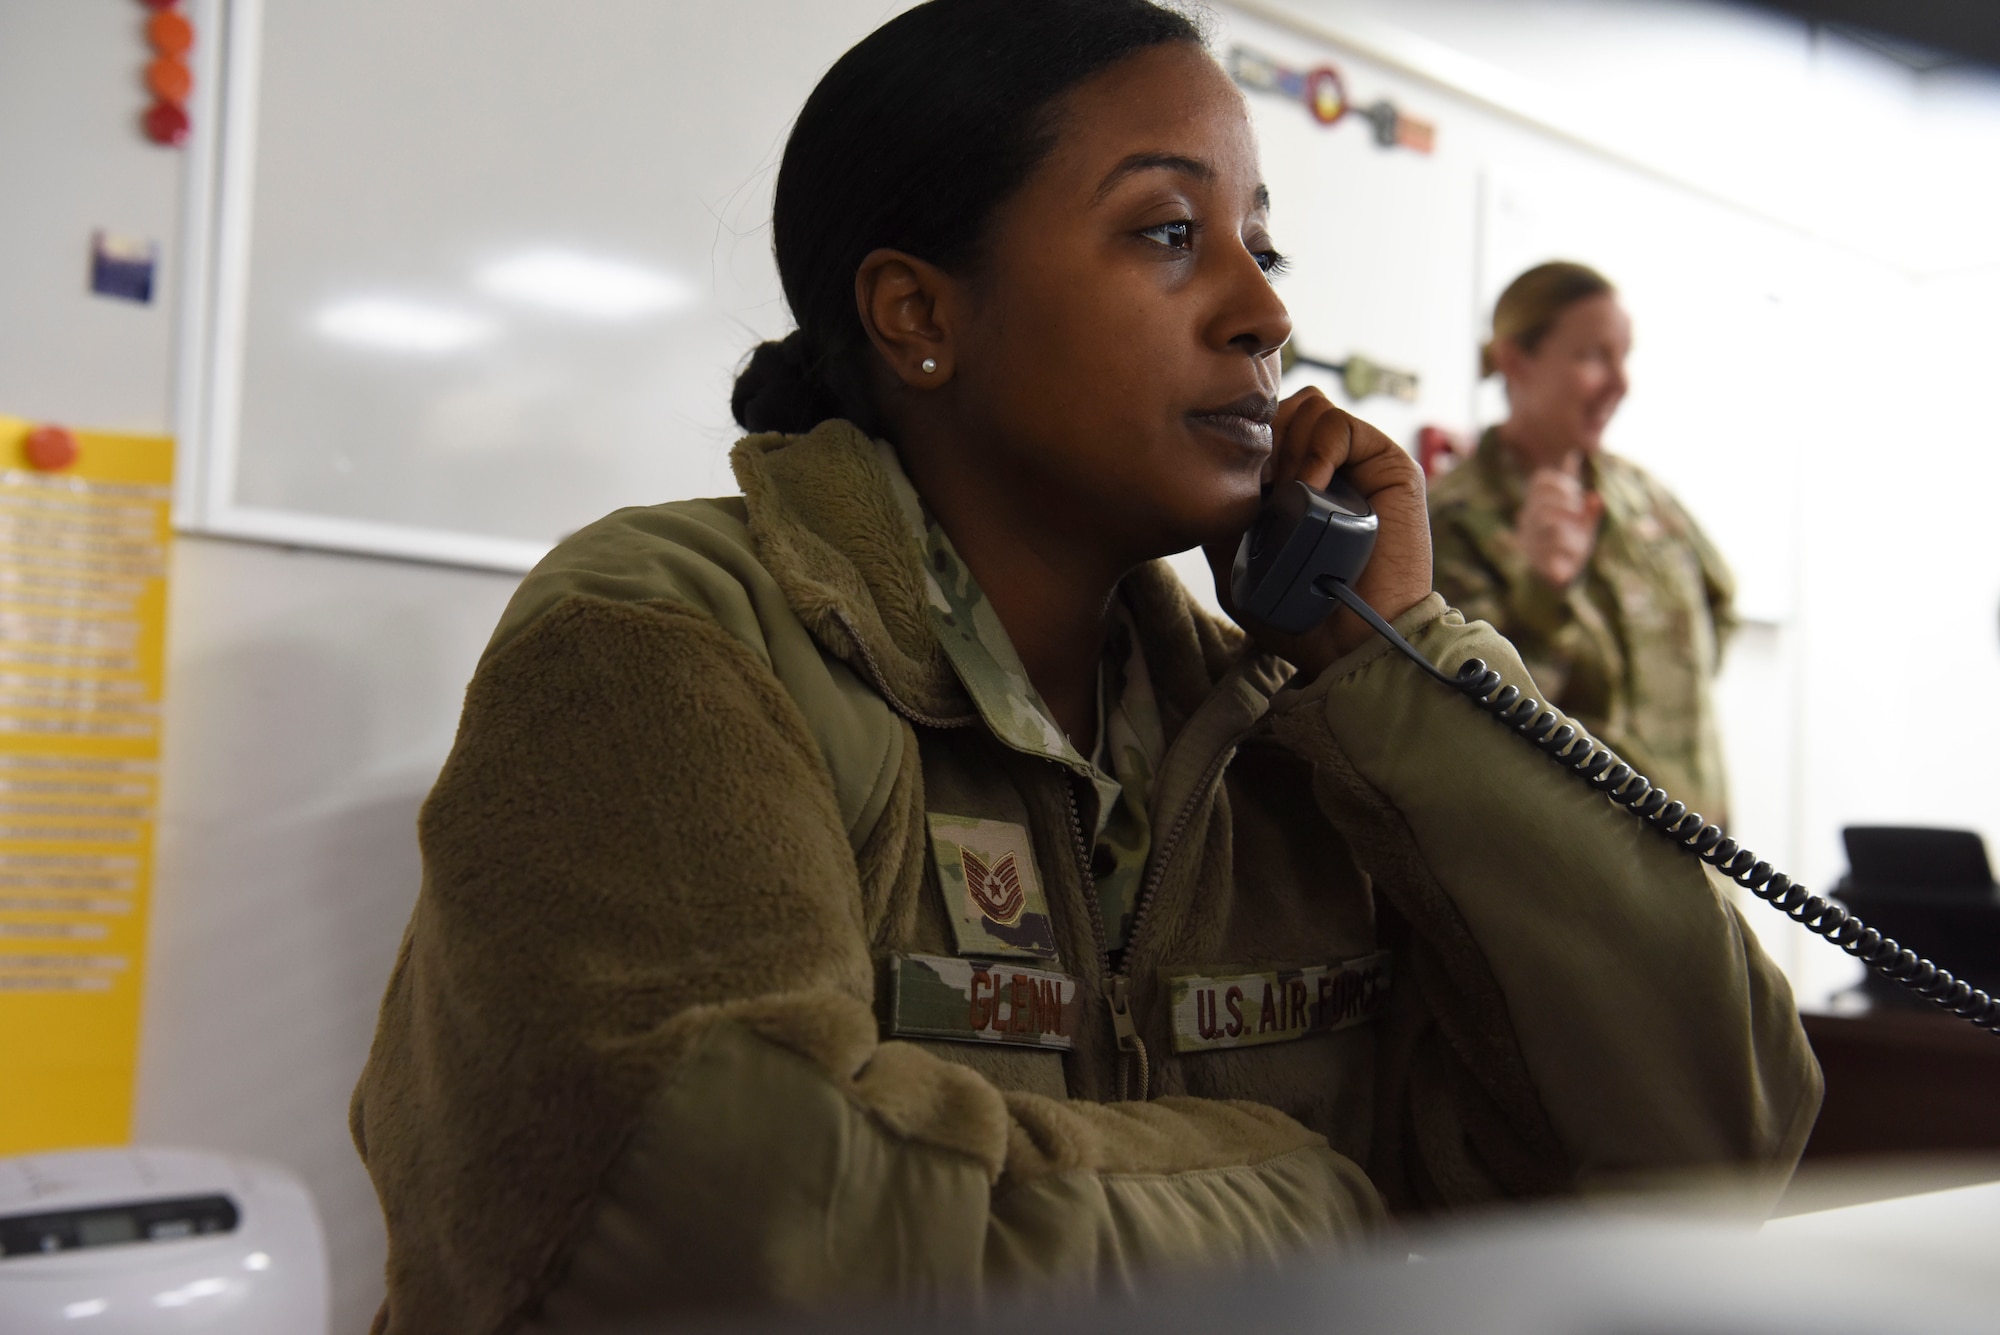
left=728, top=0, right=1202, bottom=437
left=730, top=331, right=851, bottom=435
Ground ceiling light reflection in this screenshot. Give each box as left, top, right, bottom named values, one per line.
left=476, top=249, right=695, bottom=319
left=153, top=1276, right=230, bottom=1308
left=315, top=299, right=496, bottom=354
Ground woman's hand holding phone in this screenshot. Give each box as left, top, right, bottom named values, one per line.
left=1205, top=388, right=1433, bottom=679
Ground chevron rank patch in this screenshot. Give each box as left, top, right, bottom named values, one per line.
left=888, top=953, right=1080, bottom=1050
left=1165, top=953, right=1392, bottom=1054
left=927, top=813, right=1058, bottom=961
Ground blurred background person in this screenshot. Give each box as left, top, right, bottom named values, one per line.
left=1428, top=262, right=1737, bottom=823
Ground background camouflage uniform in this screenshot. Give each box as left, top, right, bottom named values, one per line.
left=1427, top=429, right=1737, bottom=822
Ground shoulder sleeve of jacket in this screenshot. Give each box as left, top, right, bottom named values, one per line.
left=489, top=499, right=902, bottom=846
left=355, top=593, right=1384, bottom=1335
left=1265, top=595, right=1820, bottom=1207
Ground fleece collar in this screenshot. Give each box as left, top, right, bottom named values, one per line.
left=728, top=419, right=1253, bottom=737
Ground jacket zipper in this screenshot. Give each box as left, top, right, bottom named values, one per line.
left=831, top=608, right=979, bottom=730
left=1070, top=734, right=1245, bottom=1102
left=1063, top=781, right=1148, bottom=1101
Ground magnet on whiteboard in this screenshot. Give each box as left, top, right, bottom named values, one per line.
left=148, top=9, right=193, bottom=57
left=146, top=55, right=192, bottom=105
left=24, top=426, right=80, bottom=473
left=90, top=231, right=158, bottom=302
left=142, top=100, right=189, bottom=147
left=1304, top=66, right=1348, bottom=126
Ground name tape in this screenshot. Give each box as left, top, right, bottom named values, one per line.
left=1165, top=953, right=1391, bottom=1054
left=888, top=953, right=1080, bottom=1050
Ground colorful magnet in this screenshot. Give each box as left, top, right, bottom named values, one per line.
left=141, top=100, right=189, bottom=147
left=1304, top=66, right=1348, bottom=126
left=89, top=231, right=158, bottom=304
left=146, top=55, right=192, bottom=104
left=1340, top=354, right=1420, bottom=403
left=147, top=9, right=193, bottom=57
left=1360, top=101, right=1437, bottom=156
left=1395, top=114, right=1437, bottom=155
left=23, top=426, right=81, bottom=473
left=1282, top=346, right=1421, bottom=404
left=1226, top=46, right=1284, bottom=96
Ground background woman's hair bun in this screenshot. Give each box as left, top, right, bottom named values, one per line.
left=731, top=330, right=842, bottom=434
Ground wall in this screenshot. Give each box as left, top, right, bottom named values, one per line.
left=139, top=542, right=511, bottom=1330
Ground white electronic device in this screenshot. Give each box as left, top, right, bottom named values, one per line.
left=0, top=1147, right=328, bottom=1334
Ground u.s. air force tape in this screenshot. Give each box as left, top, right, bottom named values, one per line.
left=1165, top=953, right=1391, bottom=1054
left=888, top=953, right=1081, bottom=1050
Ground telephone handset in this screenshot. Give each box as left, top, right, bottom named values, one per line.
left=1233, top=479, right=2000, bottom=1037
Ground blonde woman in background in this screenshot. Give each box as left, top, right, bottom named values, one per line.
left=1428, top=261, right=1736, bottom=822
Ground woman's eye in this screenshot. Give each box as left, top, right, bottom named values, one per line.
left=1139, top=219, right=1195, bottom=251
left=1256, top=249, right=1290, bottom=278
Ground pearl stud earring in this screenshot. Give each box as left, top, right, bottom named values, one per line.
left=920, top=358, right=939, bottom=374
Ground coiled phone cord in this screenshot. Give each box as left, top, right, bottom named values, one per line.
left=1323, top=580, right=2000, bottom=1035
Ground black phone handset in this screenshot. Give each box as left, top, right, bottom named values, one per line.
left=1232, top=479, right=2000, bottom=1036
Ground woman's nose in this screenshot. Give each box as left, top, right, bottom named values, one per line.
left=1219, top=256, right=1292, bottom=360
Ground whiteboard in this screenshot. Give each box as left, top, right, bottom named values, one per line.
left=180, top=0, right=918, bottom=568
left=181, top=0, right=1807, bottom=617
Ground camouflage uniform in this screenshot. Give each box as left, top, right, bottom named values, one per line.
left=1427, top=429, right=1737, bottom=822
left=880, top=444, right=1164, bottom=948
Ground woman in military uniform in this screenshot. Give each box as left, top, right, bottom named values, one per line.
left=351, top=8, right=1813, bottom=1331
left=1429, top=262, right=1738, bottom=822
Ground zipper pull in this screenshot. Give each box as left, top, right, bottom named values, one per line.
left=1107, top=974, right=1140, bottom=1053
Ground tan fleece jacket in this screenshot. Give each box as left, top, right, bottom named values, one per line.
left=351, top=421, right=1820, bottom=1334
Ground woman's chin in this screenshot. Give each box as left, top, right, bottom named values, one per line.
left=1177, top=485, right=1264, bottom=556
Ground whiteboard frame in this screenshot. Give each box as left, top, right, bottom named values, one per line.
left=172, top=0, right=553, bottom=573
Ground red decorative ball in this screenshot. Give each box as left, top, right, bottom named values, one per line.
left=24, top=425, right=80, bottom=472
left=143, top=100, right=190, bottom=147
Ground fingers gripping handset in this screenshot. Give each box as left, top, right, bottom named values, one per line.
left=1232, top=478, right=2000, bottom=1038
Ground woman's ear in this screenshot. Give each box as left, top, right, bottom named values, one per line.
left=1490, top=335, right=1528, bottom=387
left=855, top=248, right=957, bottom=386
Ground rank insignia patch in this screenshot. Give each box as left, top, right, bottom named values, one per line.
left=1165, top=953, right=1392, bottom=1054
left=888, top=953, right=1080, bottom=1050
left=927, top=813, right=1058, bottom=960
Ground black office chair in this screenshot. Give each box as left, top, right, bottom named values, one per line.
left=1832, top=826, right=2000, bottom=1009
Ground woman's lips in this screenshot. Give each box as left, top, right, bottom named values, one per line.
left=1188, top=393, right=1277, bottom=452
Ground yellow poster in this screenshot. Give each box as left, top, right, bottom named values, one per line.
left=0, top=416, right=172, bottom=1154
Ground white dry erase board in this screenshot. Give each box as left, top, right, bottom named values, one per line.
left=176, top=0, right=923, bottom=568
left=178, top=0, right=1803, bottom=619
